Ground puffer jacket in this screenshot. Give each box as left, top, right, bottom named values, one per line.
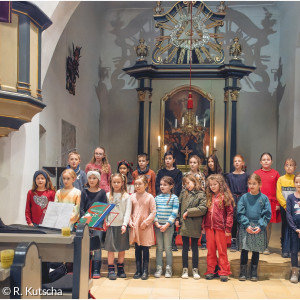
left=177, top=190, right=207, bottom=238
left=203, top=193, right=233, bottom=233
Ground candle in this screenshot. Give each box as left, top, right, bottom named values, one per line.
left=164, top=145, right=167, bottom=153
left=203, top=117, right=206, bottom=127
left=158, top=136, right=161, bottom=148
left=174, top=119, right=177, bottom=128
left=206, top=145, right=209, bottom=158
left=214, top=136, right=217, bottom=149
left=182, top=117, right=184, bottom=125
left=196, top=116, right=198, bottom=125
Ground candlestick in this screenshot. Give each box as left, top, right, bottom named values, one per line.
left=214, top=136, right=217, bottom=149
left=158, top=136, right=161, bottom=148
left=203, top=117, right=206, bottom=127
left=174, top=119, right=177, bottom=128
left=206, top=145, right=209, bottom=158
left=164, top=145, right=167, bottom=153
left=182, top=117, right=184, bottom=125
left=196, top=116, right=198, bottom=125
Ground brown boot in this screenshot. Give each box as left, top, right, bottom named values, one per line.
left=290, top=267, right=299, bottom=283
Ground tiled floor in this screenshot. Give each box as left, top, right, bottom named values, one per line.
left=90, top=277, right=300, bottom=299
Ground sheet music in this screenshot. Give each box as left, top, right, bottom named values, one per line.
left=41, top=202, right=74, bottom=229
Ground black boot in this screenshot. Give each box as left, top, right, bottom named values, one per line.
left=133, top=260, right=142, bottom=279
left=141, top=260, right=149, bottom=280
left=239, top=264, right=247, bottom=281
left=117, top=263, right=126, bottom=278
left=250, top=264, right=258, bottom=281
left=92, top=260, right=101, bottom=279
left=108, top=264, right=117, bottom=280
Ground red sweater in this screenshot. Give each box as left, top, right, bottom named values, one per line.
left=25, top=190, right=55, bottom=225
left=254, top=168, right=281, bottom=223
left=204, top=193, right=233, bottom=233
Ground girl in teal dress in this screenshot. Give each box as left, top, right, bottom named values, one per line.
left=237, top=173, right=271, bottom=281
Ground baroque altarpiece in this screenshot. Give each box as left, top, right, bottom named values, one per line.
left=124, top=1, right=255, bottom=172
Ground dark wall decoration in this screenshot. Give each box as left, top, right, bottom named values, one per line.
left=66, top=44, right=82, bottom=95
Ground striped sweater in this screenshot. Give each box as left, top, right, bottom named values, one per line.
left=154, top=193, right=179, bottom=225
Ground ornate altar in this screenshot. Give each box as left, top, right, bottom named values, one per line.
left=123, top=1, right=255, bottom=172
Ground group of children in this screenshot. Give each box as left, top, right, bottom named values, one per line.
left=25, top=147, right=300, bottom=283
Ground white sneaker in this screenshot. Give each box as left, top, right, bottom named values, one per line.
left=154, top=265, right=163, bottom=278
left=165, top=265, right=172, bottom=278
left=193, top=268, right=200, bottom=280
left=181, top=267, right=189, bottom=279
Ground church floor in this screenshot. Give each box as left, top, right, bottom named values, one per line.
left=90, top=276, right=300, bottom=299
left=91, top=244, right=300, bottom=299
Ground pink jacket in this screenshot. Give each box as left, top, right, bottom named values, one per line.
left=129, top=192, right=156, bottom=246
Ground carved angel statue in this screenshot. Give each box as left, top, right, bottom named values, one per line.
left=135, top=38, right=149, bottom=61
left=229, top=37, right=242, bottom=60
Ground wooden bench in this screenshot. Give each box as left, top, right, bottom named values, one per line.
left=0, top=223, right=90, bottom=299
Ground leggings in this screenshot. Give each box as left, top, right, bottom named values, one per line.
left=291, top=252, right=298, bottom=267
left=135, top=243, right=149, bottom=263
left=241, top=249, right=259, bottom=265
left=182, top=236, right=199, bottom=268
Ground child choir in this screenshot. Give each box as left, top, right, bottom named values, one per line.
left=25, top=148, right=300, bottom=283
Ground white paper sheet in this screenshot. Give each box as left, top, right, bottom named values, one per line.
left=41, top=202, right=74, bottom=229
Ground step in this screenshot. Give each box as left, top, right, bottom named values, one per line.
left=99, top=245, right=293, bottom=280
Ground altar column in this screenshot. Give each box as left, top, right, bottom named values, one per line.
left=137, top=78, right=152, bottom=155
left=224, top=75, right=241, bottom=173
left=229, top=89, right=239, bottom=172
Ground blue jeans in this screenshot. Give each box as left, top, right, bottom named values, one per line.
left=155, top=224, right=174, bottom=267
left=92, top=230, right=103, bottom=261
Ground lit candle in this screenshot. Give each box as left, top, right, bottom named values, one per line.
left=203, top=118, right=206, bottom=127
left=214, top=136, right=217, bottom=149
left=182, top=117, right=184, bottom=125
left=196, top=116, right=198, bottom=125
left=206, top=145, right=209, bottom=157
left=158, top=136, right=161, bottom=148
left=174, top=119, right=177, bottom=128
left=164, top=145, right=167, bottom=153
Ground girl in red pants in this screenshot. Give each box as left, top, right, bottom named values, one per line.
left=204, top=174, right=234, bottom=282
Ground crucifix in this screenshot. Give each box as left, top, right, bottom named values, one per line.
left=181, top=146, right=193, bottom=165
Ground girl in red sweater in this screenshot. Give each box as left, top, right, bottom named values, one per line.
left=25, top=170, right=56, bottom=226
left=204, top=174, right=234, bottom=282
left=254, top=152, right=280, bottom=255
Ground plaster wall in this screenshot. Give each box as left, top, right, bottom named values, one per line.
left=0, top=116, right=39, bottom=224
left=277, top=2, right=300, bottom=174
left=40, top=2, right=103, bottom=169
left=224, top=4, right=280, bottom=174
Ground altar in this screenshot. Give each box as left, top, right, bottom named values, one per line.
left=123, top=1, right=255, bottom=172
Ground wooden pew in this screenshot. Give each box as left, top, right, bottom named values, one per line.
left=0, top=223, right=90, bottom=299
left=0, top=242, right=41, bottom=299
